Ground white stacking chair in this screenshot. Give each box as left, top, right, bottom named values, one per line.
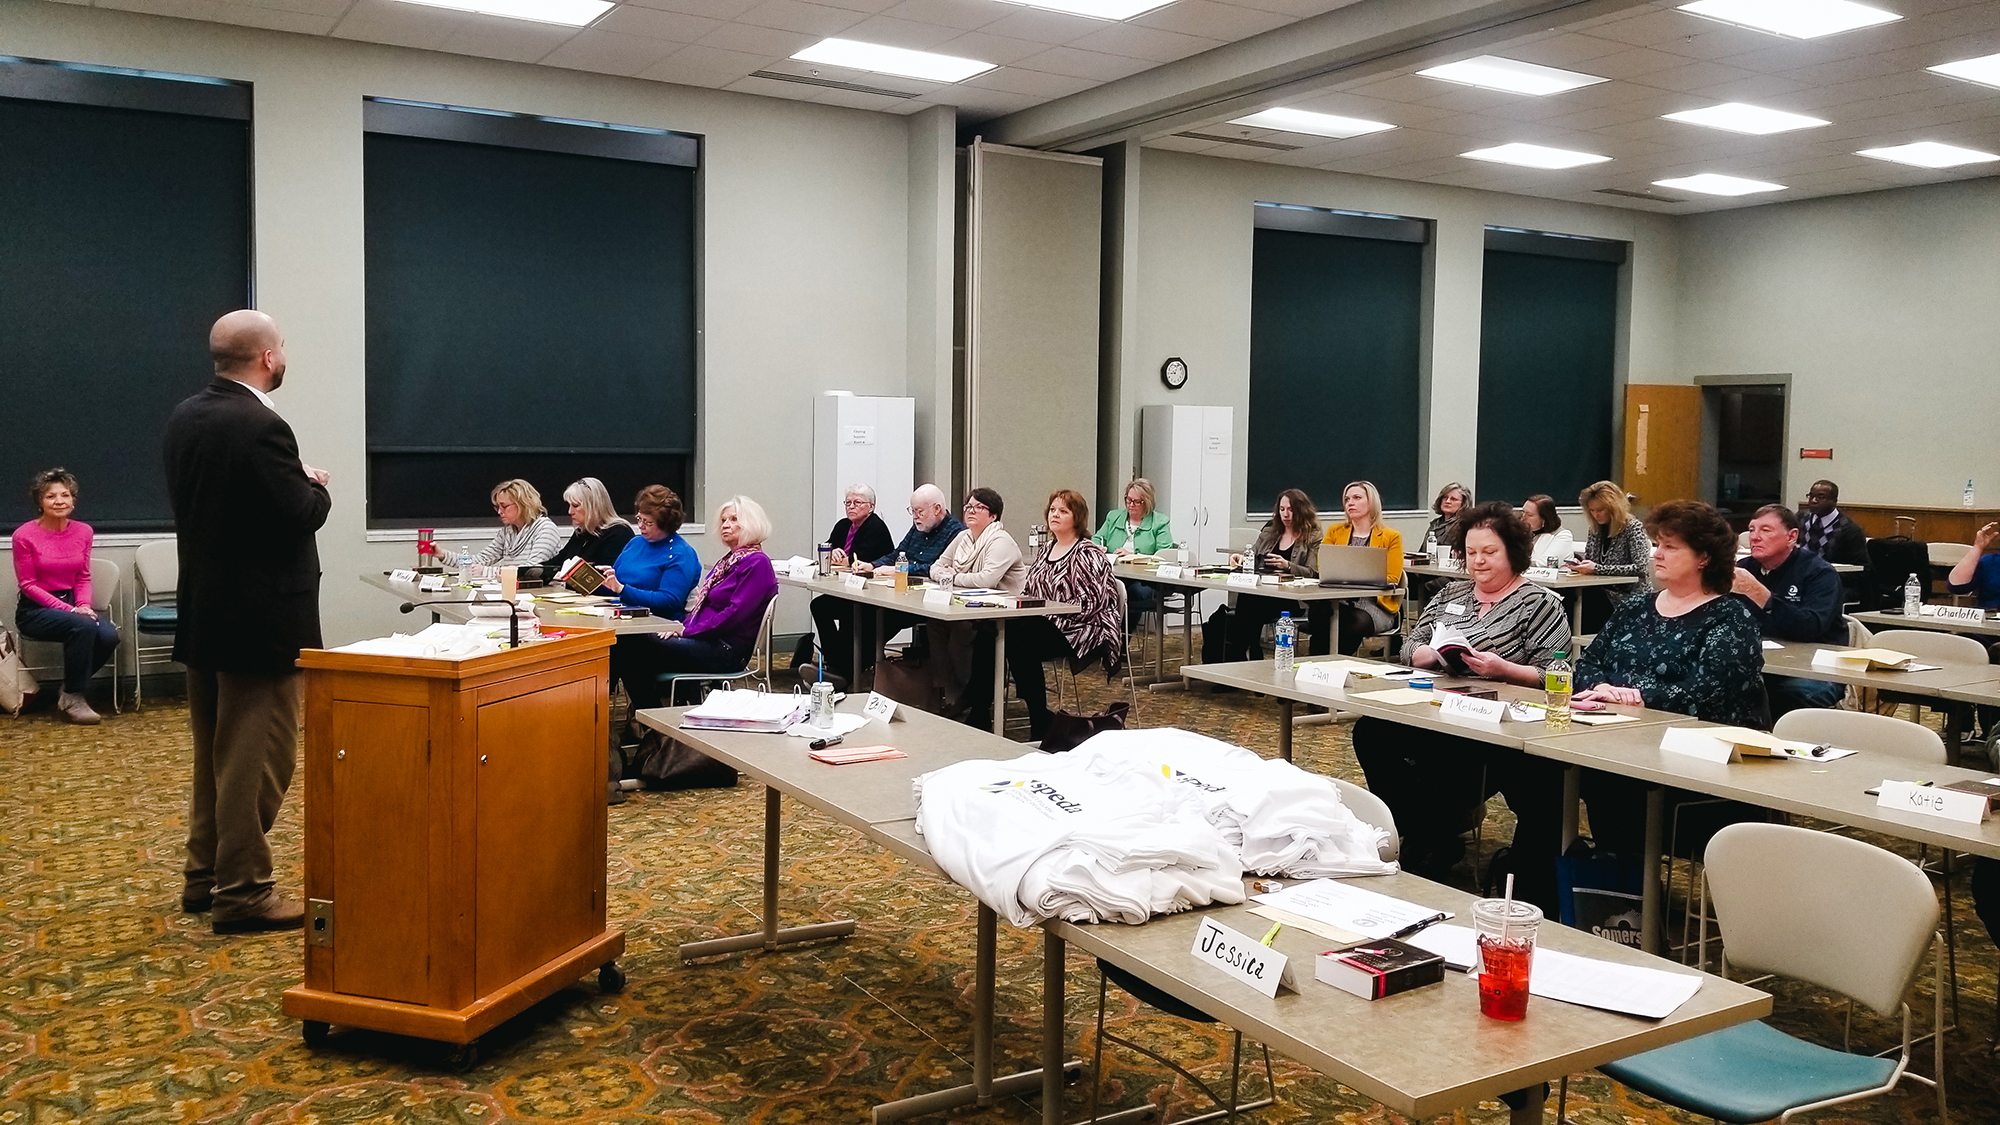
left=1586, top=823, right=1945, bottom=1123
left=1868, top=629, right=1989, bottom=738
left=659, top=598, right=778, bottom=707
left=7, top=558, right=120, bottom=712
left=130, top=539, right=180, bottom=709
left=1053, top=580, right=1140, bottom=718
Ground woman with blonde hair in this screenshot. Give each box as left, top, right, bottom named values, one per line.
left=1570, top=480, right=1651, bottom=631
left=474, top=478, right=564, bottom=566
left=1093, top=477, right=1175, bottom=622
left=1309, top=480, right=1404, bottom=656
left=548, top=477, right=635, bottom=571
left=620, top=495, right=779, bottom=708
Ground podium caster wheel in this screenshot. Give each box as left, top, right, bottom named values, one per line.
left=302, top=1020, right=329, bottom=1047
left=599, top=962, right=626, bottom=993
left=444, top=1040, right=481, bottom=1071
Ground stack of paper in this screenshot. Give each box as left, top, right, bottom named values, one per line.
left=1811, top=647, right=1938, bottom=672
left=1404, top=924, right=1704, bottom=1019
left=329, top=622, right=504, bottom=661
left=1247, top=879, right=1450, bottom=945
left=680, top=689, right=807, bottom=732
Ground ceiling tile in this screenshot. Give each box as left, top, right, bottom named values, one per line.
left=332, top=0, right=468, bottom=49
left=832, top=13, right=964, bottom=48
left=1132, top=0, right=1291, bottom=41
left=737, top=0, right=870, bottom=35
left=541, top=27, right=683, bottom=73
left=1010, top=45, right=1154, bottom=81
left=694, top=21, right=818, bottom=54
left=913, top=83, right=1038, bottom=114
left=809, top=0, right=906, bottom=15
left=1145, top=133, right=1224, bottom=152
left=636, top=41, right=772, bottom=83
left=94, top=0, right=227, bottom=20
left=1067, top=23, right=1220, bottom=63
left=594, top=4, right=724, bottom=41
left=207, top=0, right=341, bottom=32
left=1585, top=46, right=1698, bottom=81
left=931, top=30, right=1053, bottom=66
left=1223, top=0, right=1360, bottom=18
left=1623, top=60, right=1765, bottom=95
left=963, top=64, right=1095, bottom=96
left=624, top=0, right=767, bottom=20
left=236, top=0, right=356, bottom=19
left=1505, top=33, right=1640, bottom=69
left=727, top=73, right=914, bottom=109
left=976, top=8, right=1112, bottom=46
left=1684, top=72, right=1811, bottom=101
left=877, top=0, right=1006, bottom=32
left=441, top=17, right=579, bottom=63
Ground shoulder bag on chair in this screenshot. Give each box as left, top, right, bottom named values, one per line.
left=0, top=626, right=37, bottom=716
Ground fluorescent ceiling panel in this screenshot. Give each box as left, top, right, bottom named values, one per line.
left=1662, top=102, right=1829, bottom=134
left=1653, top=173, right=1786, bottom=195
left=1928, top=52, right=2000, bottom=91
left=1416, top=55, right=1608, bottom=96
left=992, top=0, right=1178, bottom=18
left=1676, top=0, right=1900, bottom=39
left=1461, top=143, right=1611, bottom=169
left=1855, top=141, right=2000, bottom=168
left=394, top=0, right=611, bottom=26
left=1228, top=108, right=1396, bottom=139
left=791, top=38, right=996, bottom=83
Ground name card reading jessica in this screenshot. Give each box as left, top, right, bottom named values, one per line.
left=1190, top=916, right=1295, bottom=998
left=1919, top=604, right=1987, bottom=624
left=1436, top=692, right=1507, bottom=726
left=1878, top=780, right=1989, bottom=824
left=1293, top=663, right=1347, bottom=693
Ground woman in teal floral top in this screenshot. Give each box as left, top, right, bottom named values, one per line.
left=1577, top=500, right=1767, bottom=861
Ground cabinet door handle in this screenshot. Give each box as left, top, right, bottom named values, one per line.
left=480, top=754, right=488, bottom=764
left=336, top=749, right=345, bottom=760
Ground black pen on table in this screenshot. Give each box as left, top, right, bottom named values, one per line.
left=1387, top=912, right=1449, bottom=940
left=810, top=735, right=843, bottom=751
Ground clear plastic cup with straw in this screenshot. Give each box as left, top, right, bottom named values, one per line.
left=1473, top=873, right=1540, bottom=1020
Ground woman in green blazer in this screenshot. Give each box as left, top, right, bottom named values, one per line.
left=1093, top=477, right=1175, bottom=619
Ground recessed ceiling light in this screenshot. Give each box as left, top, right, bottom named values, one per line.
left=1676, top=0, right=1900, bottom=40
left=1928, top=51, right=2000, bottom=90
left=1662, top=102, right=1829, bottom=135
left=1653, top=173, right=1787, bottom=196
left=1228, top=108, right=1396, bottom=139
left=1856, top=141, right=2000, bottom=168
left=394, top=0, right=610, bottom=25
left=991, top=0, right=1177, bottom=18
left=791, top=38, right=996, bottom=83
left=1416, top=55, right=1608, bottom=96
left=1462, top=143, right=1611, bottom=169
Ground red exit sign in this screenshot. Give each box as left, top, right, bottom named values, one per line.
left=1799, top=448, right=1834, bottom=459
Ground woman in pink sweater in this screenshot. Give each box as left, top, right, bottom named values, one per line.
left=13, top=468, right=120, bottom=724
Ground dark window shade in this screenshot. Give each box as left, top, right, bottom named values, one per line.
left=0, top=96, right=250, bottom=531
left=1475, top=250, right=1618, bottom=504
left=1248, top=227, right=1423, bottom=510
left=364, top=130, right=696, bottom=524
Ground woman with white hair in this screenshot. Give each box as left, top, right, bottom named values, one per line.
left=474, top=478, right=565, bottom=566
left=547, top=476, right=635, bottom=572
left=824, top=483, right=894, bottom=569
left=622, top=496, right=780, bottom=705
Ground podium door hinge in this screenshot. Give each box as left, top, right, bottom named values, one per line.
left=308, top=899, right=334, bottom=948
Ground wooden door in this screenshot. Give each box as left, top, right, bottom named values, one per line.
left=327, top=700, right=431, bottom=1005
left=1621, top=385, right=1702, bottom=508
left=474, top=678, right=598, bottom=997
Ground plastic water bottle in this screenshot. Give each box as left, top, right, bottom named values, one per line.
left=1274, top=612, right=1296, bottom=674
left=455, top=547, right=473, bottom=581
left=1544, top=650, right=1573, bottom=731
left=1965, top=479, right=1976, bottom=508
left=1905, top=572, right=1922, bottom=615
left=894, top=551, right=910, bottom=593
left=1029, top=524, right=1044, bottom=552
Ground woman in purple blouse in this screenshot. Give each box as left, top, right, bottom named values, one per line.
left=627, top=495, right=779, bottom=698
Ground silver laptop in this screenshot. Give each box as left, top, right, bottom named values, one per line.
left=1318, top=543, right=1393, bottom=587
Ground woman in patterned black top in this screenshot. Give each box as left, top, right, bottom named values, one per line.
left=1353, top=502, right=1574, bottom=915
left=1577, top=499, right=1767, bottom=863
left=1003, top=489, right=1125, bottom=741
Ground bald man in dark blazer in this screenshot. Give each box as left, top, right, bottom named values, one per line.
left=163, top=309, right=330, bottom=933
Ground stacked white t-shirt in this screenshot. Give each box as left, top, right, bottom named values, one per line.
left=913, top=750, right=1244, bottom=927
left=1071, top=728, right=1397, bottom=880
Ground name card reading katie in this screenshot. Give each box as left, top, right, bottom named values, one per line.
left=1293, top=663, right=1347, bottom=693
left=862, top=691, right=898, bottom=724
left=1437, top=692, right=1507, bottom=726
left=1919, top=604, right=1987, bottom=623
left=1226, top=573, right=1261, bottom=589
left=1878, top=780, right=1989, bottom=824
left=1189, top=916, right=1295, bottom=998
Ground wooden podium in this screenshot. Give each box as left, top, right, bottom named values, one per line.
left=282, top=629, right=625, bottom=1056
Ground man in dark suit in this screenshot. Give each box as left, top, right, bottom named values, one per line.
left=1797, top=479, right=1870, bottom=607
left=164, top=309, right=331, bottom=934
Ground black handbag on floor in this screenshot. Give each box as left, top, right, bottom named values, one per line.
left=1039, top=701, right=1129, bottom=753
left=630, top=727, right=739, bottom=790
left=1201, top=605, right=1232, bottom=665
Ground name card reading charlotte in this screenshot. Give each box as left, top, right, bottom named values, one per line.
left=1190, top=916, right=1292, bottom=998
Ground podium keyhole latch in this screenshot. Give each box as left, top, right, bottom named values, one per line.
left=336, top=750, right=345, bottom=760
left=481, top=755, right=488, bottom=764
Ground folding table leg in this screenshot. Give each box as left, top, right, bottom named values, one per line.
left=678, top=787, right=857, bottom=960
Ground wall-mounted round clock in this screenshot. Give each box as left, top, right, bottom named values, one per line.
left=1160, top=356, right=1189, bottom=390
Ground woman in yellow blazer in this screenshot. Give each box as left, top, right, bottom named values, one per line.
left=1308, top=480, right=1404, bottom=656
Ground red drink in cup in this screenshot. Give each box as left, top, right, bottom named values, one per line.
left=1473, top=898, right=1541, bottom=1021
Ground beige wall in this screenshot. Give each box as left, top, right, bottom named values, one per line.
left=6, top=1, right=929, bottom=648
left=1673, top=177, right=2000, bottom=510
left=1114, top=147, right=1682, bottom=526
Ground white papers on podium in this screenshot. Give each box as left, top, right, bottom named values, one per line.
left=681, top=689, right=808, bottom=732
left=1405, top=924, right=1703, bottom=1019
left=329, top=622, right=503, bottom=660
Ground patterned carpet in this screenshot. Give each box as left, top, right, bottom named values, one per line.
left=2, top=638, right=1997, bottom=1124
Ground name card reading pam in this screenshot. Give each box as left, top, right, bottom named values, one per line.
left=1436, top=692, right=1507, bottom=726
left=1190, top=916, right=1295, bottom=998
left=1879, top=780, right=1990, bottom=824
left=1294, top=663, right=1347, bottom=693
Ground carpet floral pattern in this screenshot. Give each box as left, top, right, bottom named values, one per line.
left=2, top=642, right=1997, bottom=1123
